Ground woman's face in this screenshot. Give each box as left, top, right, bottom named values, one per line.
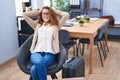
left=42, top=9, right=50, bottom=23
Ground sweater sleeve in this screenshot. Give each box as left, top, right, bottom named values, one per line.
left=23, top=10, right=40, bottom=30
left=55, top=10, right=70, bottom=29
left=30, top=25, right=39, bottom=52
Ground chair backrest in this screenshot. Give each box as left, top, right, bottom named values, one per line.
left=100, top=15, right=115, bottom=27
left=96, top=20, right=109, bottom=40
left=59, top=29, right=70, bottom=44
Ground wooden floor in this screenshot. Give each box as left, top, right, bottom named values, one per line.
left=0, top=40, right=120, bottom=80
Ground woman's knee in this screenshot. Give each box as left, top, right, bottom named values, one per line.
left=43, top=53, right=55, bottom=67
left=30, top=65, right=36, bottom=74
left=31, top=53, right=43, bottom=65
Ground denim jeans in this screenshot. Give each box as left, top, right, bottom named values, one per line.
left=30, top=52, right=55, bottom=80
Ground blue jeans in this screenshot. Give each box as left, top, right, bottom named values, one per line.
left=30, top=52, right=55, bottom=80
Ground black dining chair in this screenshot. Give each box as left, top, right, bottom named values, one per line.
left=59, top=29, right=77, bottom=59
left=16, top=35, right=67, bottom=80
left=78, top=20, right=109, bottom=66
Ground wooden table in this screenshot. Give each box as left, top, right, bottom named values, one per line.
left=62, top=18, right=108, bottom=74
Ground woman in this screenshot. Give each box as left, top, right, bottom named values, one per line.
left=23, top=6, right=69, bottom=80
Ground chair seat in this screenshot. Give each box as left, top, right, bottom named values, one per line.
left=26, top=61, right=32, bottom=70
left=63, top=42, right=76, bottom=50
left=70, top=37, right=79, bottom=41
left=26, top=61, right=57, bottom=70
left=100, top=15, right=114, bottom=27
left=26, top=60, right=58, bottom=73
left=79, top=38, right=98, bottom=45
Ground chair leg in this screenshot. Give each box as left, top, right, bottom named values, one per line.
left=102, top=35, right=109, bottom=52
left=75, top=43, right=79, bottom=57
left=76, top=45, right=79, bottom=57
left=99, top=40, right=107, bottom=60
left=104, top=38, right=109, bottom=52
left=81, top=43, right=85, bottom=56
left=50, top=74, right=57, bottom=79
left=73, top=45, right=76, bottom=57
left=78, top=42, right=81, bottom=56
left=97, top=43, right=104, bottom=66
left=78, top=43, right=85, bottom=56
left=66, top=50, right=68, bottom=60
left=101, top=40, right=107, bottom=58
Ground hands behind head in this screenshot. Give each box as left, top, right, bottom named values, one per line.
left=38, top=9, right=41, bottom=13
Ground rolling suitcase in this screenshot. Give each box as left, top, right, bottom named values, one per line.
left=62, top=57, right=85, bottom=78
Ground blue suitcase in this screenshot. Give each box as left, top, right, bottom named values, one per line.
left=62, top=57, right=85, bottom=78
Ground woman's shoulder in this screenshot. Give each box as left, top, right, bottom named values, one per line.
left=37, top=23, right=41, bottom=27
left=35, top=23, right=41, bottom=29
left=51, top=25, right=59, bottom=30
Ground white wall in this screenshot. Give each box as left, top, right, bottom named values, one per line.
left=15, top=0, right=29, bottom=16
left=31, top=0, right=50, bottom=10
left=15, top=0, right=23, bottom=16
left=89, top=0, right=120, bottom=24
left=0, top=0, right=19, bottom=64
left=103, top=0, right=120, bottom=24
left=15, top=0, right=50, bottom=14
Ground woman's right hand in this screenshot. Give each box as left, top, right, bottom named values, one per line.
left=38, top=9, right=41, bottom=14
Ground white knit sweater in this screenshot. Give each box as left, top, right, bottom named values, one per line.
left=33, top=24, right=54, bottom=54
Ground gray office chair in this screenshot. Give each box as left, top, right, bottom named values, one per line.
left=16, top=35, right=67, bottom=80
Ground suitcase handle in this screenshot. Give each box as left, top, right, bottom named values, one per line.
left=67, top=57, right=76, bottom=63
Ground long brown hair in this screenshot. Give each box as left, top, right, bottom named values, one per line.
left=38, top=6, right=59, bottom=26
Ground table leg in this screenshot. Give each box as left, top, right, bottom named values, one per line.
left=89, top=37, right=94, bottom=74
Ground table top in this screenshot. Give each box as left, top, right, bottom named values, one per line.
left=62, top=18, right=108, bottom=34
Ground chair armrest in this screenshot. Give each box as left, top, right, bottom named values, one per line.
left=16, top=35, right=33, bottom=74
left=55, top=43, right=67, bottom=71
